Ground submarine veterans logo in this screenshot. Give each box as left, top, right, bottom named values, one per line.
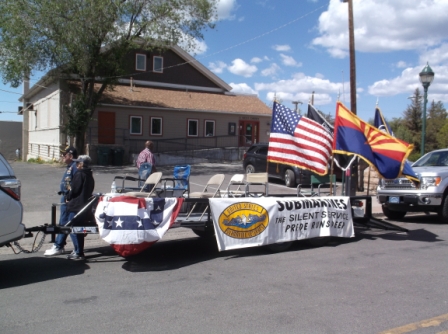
left=218, top=202, right=269, bottom=239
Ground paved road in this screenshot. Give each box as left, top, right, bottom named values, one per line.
left=3, top=162, right=448, bottom=333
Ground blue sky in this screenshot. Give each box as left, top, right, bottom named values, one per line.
left=1, top=0, right=448, bottom=123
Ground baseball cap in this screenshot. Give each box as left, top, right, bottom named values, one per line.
left=61, top=146, right=78, bottom=158
left=72, top=155, right=91, bottom=167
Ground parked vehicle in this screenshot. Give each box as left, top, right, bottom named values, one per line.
left=0, top=153, right=25, bottom=247
left=242, top=143, right=313, bottom=187
left=377, top=148, right=448, bottom=222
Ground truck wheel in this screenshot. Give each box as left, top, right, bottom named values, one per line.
left=267, top=242, right=293, bottom=253
left=382, top=205, right=406, bottom=220
left=284, top=169, right=295, bottom=188
left=437, top=195, right=448, bottom=224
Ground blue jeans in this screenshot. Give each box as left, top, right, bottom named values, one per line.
left=54, top=201, right=70, bottom=249
left=67, top=211, right=85, bottom=256
left=138, top=162, right=152, bottom=187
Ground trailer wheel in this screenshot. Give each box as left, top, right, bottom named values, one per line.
left=382, top=205, right=406, bottom=220
left=437, top=194, right=448, bottom=224
left=267, top=242, right=293, bottom=253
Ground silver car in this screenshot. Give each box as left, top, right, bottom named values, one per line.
left=0, top=153, right=25, bottom=247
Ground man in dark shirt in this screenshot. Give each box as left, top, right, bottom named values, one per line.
left=65, top=155, right=95, bottom=260
left=44, top=146, right=78, bottom=256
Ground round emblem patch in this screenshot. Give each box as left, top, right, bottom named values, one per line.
left=218, top=202, right=269, bottom=239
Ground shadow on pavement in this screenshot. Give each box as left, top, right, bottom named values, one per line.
left=119, top=235, right=358, bottom=273
left=355, top=227, right=444, bottom=243
left=0, top=256, right=90, bottom=289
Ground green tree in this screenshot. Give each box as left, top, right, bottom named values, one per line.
left=402, top=88, right=423, bottom=152
left=426, top=100, right=447, bottom=152
left=437, top=120, right=448, bottom=148
left=0, top=0, right=217, bottom=153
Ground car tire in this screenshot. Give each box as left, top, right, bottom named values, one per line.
left=284, top=169, right=295, bottom=187
left=245, top=164, right=255, bottom=174
left=437, top=194, right=448, bottom=224
left=381, top=205, right=406, bottom=220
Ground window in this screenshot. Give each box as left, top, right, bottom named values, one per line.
left=153, top=56, right=163, bottom=73
left=151, top=117, right=163, bottom=136
left=136, top=54, right=146, bottom=71
left=205, top=120, right=215, bottom=137
left=188, top=119, right=198, bottom=137
left=130, top=116, right=142, bottom=135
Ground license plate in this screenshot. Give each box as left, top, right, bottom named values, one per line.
left=389, top=196, right=400, bottom=203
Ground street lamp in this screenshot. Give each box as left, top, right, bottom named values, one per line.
left=292, top=101, right=302, bottom=114
left=419, top=62, right=435, bottom=156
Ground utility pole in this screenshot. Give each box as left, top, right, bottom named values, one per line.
left=343, top=0, right=358, bottom=195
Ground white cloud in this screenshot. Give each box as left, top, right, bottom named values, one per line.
left=208, top=61, right=227, bottom=74
left=228, top=58, right=258, bottom=77
left=280, top=54, right=302, bottom=67
left=255, top=72, right=344, bottom=106
left=251, top=57, right=263, bottom=64
left=396, top=61, right=408, bottom=69
left=216, top=0, right=239, bottom=21
left=312, top=0, right=448, bottom=57
left=272, top=44, right=291, bottom=52
left=261, top=63, right=281, bottom=77
left=419, top=43, right=448, bottom=66
left=368, top=64, right=448, bottom=103
left=229, top=83, right=258, bottom=95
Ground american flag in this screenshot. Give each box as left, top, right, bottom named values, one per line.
left=268, top=102, right=333, bottom=175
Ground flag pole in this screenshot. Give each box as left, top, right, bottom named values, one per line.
left=367, top=166, right=371, bottom=196
left=330, top=155, right=335, bottom=195
left=267, top=99, right=278, bottom=174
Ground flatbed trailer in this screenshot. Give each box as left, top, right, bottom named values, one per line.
left=17, top=193, right=407, bottom=256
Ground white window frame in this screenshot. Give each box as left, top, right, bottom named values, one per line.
left=187, top=119, right=198, bottom=137
left=150, top=117, right=163, bottom=136
left=153, top=56, right=163, bottom=73
left=136, top=53, right=146, bottom=71
left=130, top=116, right=142, bottom=135
left=204, top=120, right=215, bottom=137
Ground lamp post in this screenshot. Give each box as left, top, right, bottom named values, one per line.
left=419, top=62, right=435, bottom=156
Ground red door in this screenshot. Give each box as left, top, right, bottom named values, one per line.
left=239, top=121, right=259, bottom=147
left=98, top=111, right=115, bottom=144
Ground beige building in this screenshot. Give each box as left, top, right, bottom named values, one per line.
left=19, top=45, right=272, bottom=165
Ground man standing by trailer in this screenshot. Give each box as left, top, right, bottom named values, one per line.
left=44, top=146, right=78, bottom=256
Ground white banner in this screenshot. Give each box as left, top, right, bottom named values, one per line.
left=209, top=196, right=354, bottom=251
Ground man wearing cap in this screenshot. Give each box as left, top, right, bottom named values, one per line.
left=44, top=146, right=78, bottom=256
left=65, top=155, right=95, bottom=260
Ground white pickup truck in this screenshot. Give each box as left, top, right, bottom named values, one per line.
left=377, top=148, right=448, bottom=223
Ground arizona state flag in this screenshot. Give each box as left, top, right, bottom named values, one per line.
left=333, top=102, right=414, bottom=180
left=374, top=107, right=418, bottom=181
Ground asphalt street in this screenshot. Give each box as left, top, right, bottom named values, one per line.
left=3, top=161, right=448, bottom=333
